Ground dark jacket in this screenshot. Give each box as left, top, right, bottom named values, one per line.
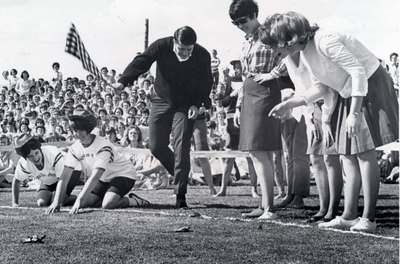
left=119, top=37, right=213, bottom=108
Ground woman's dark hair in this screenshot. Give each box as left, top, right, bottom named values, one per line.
left=114, top=107, right=123, bottom=114
left=69, top=118, right=97, bottom=134
left=15, top=136, right=42, bottom=158
left=173, top=26, right=197, bottom=45
left=98, top=108, right=108, bottom=116
left=20, top=70, right=30, bottom=79
left=390, top=52, right=399, bottom=61
left=35, top=118, right=45, bottom=126
left=36, top=125, right=46, bottom=134
left=229, top=0, right=258, bottom=20
left=260, top=11, right=319, bottom=48
left=19, top=122, right=31, bottom=133
left=52, top=62, right=60, bottom=69
left=105, top=126, right=116, bottom=135
left=125, top=125, right=143, bottom=146
left=126, top=115, right=136, bottom=125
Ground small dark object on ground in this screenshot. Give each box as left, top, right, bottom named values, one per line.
left=174, top=226, right=193, bottom=233
left=22, top=235, right=46, bottom=244
left=189, top=212, right=201, bottom=218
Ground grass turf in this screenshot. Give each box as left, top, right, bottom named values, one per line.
left=0, top=181, right=398, bottom=264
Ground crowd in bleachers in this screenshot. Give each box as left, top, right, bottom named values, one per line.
left=0, top=49, right=398, bottom=190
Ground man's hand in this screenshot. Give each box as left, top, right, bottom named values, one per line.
left=69, top=198, right=82, bottom=215
left=198, top=104, right=206, bottom=116
left=45, top=202, right=60, bottom=214
left=188, top=105, right=199, bottom=120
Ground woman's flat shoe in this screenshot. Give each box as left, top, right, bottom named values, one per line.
left=306, top=215, right=325, bottom=223
left=322, top=216, right=335, bottom=222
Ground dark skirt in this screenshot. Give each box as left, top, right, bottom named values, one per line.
left=239, top=78, right=282, bottom=151
left=333, top=65, right=399, bottom=155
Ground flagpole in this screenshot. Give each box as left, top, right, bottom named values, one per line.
left=144, top=18, right=149, bottom=51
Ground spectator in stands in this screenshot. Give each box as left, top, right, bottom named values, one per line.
left=15, top=70, right=33, bottom=96
left=9, top=69, right=18, bottom=89
left=211, top=49, right=221, bottom=90
left=52, top=62, right=63, bottom=87
left=1, top=71, right=11, bottom=89
left=388, top=52, right=399, bottom=96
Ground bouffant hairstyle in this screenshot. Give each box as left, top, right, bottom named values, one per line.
left=15, top=136, right=42, bottom=159
left=260, top=11, right=319, bottom=48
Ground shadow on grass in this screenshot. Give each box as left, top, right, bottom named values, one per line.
left=203, top=203, right=257, bottom=210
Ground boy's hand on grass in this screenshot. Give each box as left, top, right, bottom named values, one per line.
left=45, top=203, right=60, bottom=214
left=69, top=199, right=82, bottom=214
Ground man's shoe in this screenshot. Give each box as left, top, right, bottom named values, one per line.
left=176, top=199, right=189, bottom=209
left=318, top=216, right=359, bottom=229
left=350, top=218, right=377, bottom=233
left=242, top=208, right=264, bottom=218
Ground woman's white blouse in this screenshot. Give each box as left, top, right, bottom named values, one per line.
left=285, top=54, right=338, bottom=123
left=301, top=30, right=380, bottom=101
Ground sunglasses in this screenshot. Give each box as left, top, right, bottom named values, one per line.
left=232, top=16, right=249, bottom=26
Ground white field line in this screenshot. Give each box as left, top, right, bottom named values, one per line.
left=0, top=205, right=398, bottom=241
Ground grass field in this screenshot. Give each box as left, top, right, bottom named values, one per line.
left=0, top=181, right=398, bottom=264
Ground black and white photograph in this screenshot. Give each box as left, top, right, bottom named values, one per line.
left=0, top=0, right=399, bottom=263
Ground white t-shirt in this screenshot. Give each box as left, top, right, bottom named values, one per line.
left=64, top=136, right=137, bottom=182
left=14, top=145, right=64, bottom=185
left=52, top=71, right=63, bottom=86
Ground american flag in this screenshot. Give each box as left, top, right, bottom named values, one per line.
left=65, top=23, right=102, bottom=79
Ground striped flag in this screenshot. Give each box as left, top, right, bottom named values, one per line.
left=65, top=23, right=102, bottom=79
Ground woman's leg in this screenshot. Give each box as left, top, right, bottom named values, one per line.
left=249, top=150, right=275, bottom=217
left=324, top=155, right=343, bottom=219
left=102, top=177, right=146, bottom=209
left=102, top=192, right=130, bottom=209
left=310, top=154, right=329, bottom=217
left=277, top=118, right=296, bottom=207
left=340, top=154, right=362, bottom=220
left=214, top=158, right=235, bottom=197
left=247, top=157, right=260, bottom=198
left=198, top=158, right=216, bottom=195
left=37, top=190, right=53, bottom=207
left=272, top=150, right=286, bottom=199
left=289, top=116, right=310, bottom=207
left=357, top=150, right=380, bottom=221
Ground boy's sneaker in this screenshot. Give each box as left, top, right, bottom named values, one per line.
left=350, top=218, right=377, bottom=233
left=318, top=216, right=359, bottom=229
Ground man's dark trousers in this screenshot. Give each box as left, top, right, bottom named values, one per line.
left=149, top=98, right=195, bottom=198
